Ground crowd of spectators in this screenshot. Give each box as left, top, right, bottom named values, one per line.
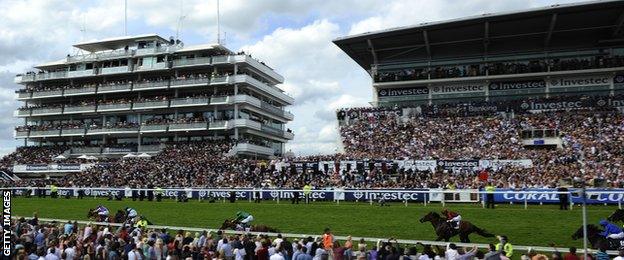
left=375, top=54, right=624, bottom=82
left=14, top=216, right=600, bottom=260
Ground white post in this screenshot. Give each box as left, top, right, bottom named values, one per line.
left=441, top=192, right=445, bottom=208
left=582, top=187, right=588, bottom=260
left=524, top=195, right=528, bottom=210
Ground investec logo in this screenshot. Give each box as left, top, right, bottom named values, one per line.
left=359, top=191, right=421, bottom=201
left=550, top=76, right=610, bottom=87
left=431, top=84, right=484, bottom=93
left=521, top=100, right=583, bottom=110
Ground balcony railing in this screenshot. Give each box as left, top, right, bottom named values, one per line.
left=71, top=147, right=102, bottom=154
left=31, top=107, right=63, bottom=116
left=173, top=57, right=211, bottom=67
left=260, top=101, right=293, bottom=120
left=67, top=69, right=94, bottom=78
left=61, top=128, right=86, bottom=136
left=100, top=66, right=130, bottom=75
left=170, top=97, right=209, bottom=107
left=133, top=81, right=168, bottom=91
left=35, top=71, right=67, bottom=80
left=235, top=75, right=294, bottom=104
left=140, top=124, right=168, bottom=132
left=87, top=127, right=139, bottom=135
left=170, top=77, right=210, bottom=88
left=64, top=105, right=96, bottom=114
left=16, top=109, right=31, bottom=117
left=29, top=129, right=61, bottom=137
left=97, top=103, right=132, bottom=112
left=133, top=100, right=169, bottom=110
left=97, top=83, right=132, bottom=93
left=17, top=92, right=32, bottom=99
left=31, top=89, right=63, bottom=98
left=208, top=120, right=227, bottom=129
left=64, top=86, right=96, bottom=96
left=242, top=55, right=284, bottom=83
left=168, top=122, right=208, bottom=131
left=15, top=130, right=29, bottom=138
left=231, top=143, right=275, bottom=156
left=15, top=74, right=35, bottom=83
left=135, top=62, right=167, bottom=71
left=211, top=55, right=230, bottom=64
left=210, top=96, right=229, bottom=104
left=210, top=76, right=229, bottom=84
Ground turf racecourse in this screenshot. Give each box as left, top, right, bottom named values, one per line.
left=13, top=197, right=620, bottom=247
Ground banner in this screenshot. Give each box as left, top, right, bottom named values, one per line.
left=549, top=75, right=611, bottom=88
left=494, top=188, right=624, bottom=204
left=17, top=164, right=91, bottom=173
left=489, top=80, right=546, bottom=91
left=430, top=84, right=485, bottom=94
left=437, top=160, right=479, bottom=170
left=378, top=87, right=429, bottom=97
left=479, top=160, right=533, bottom=169
left=396, top=160, right=437, bottom=171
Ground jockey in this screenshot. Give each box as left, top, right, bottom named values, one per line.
left=599, top=219, right=624, bottom=239
left=125, top=207, right=138, bottom=222
left=93, top=205, right=109, bottom=222
left=441, top=208, right=461, bottom=229
left=235, top=211, right=254, bottom=229
left=134, top=216, right=149, bottom=230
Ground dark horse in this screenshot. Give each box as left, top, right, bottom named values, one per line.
left=419, top=212, right=494, bottom=242
left=607, top=209, right=624, bottom=223
left=220, top=219, right=280, bottom=233
left=572, top=224, right=624, bottom=250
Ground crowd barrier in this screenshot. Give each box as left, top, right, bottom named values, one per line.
left=6, top=187, right=624, bottom=207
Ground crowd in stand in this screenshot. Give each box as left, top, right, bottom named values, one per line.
left=15, top=216, right=612, bottom=260
left=375, top=54, right=624, bottom=82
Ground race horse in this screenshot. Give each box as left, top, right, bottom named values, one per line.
left=220, top=219, right=280, bottom=233
left=419, top=212, right=494, bottom=242
left=607, top=209, right=624, bottom=223
left=572, top=224, right=624, bottom=250
left=87, top=208, right=109, bottom=222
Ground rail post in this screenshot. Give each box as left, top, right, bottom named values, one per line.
left=619, top=199, right=622, bottom=210
left=441, top=191, right=445, bottom=208
left=524, top=194, right=528, bottom=210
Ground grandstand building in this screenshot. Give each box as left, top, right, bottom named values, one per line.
left=13, top=34, right=294, bottom=160
left=333, top=0, right=624, bottom=110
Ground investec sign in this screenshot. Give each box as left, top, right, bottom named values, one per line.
left=549, top=75, right=611, bottom=88
left=430, top=83, right=485, bottom=94
left=377, top=87, right=429, bottom=97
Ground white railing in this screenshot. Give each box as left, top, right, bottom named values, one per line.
left=100, top=66, right=129, bottom=74
left=170, top=97, right=209, bottom=107
left=97, top=83, right=132, bottom=93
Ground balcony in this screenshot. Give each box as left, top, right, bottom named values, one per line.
left=170, top=77, right=210, bottom=88
left=15, top=130, right=29, bottom=139
left=68, top=49, right=133, bottom=62
left=100, top=66, right=130, bottom=75
left=210, top=76, right=229, bottom=85
left=71, top=147, right=101, bottom=154
left=87, top=127, right=139, bottom=135
left=35, top=71, right=67, bottom=81
left=233, top=95, right=261, bottom=107
left=261, top=124, right=294, bottom=140
left=135, top=62, right=167, bottom=71
left=232, top=119, right=262, bottom=130
left=29, top=129, right=61, bottom=138
left=61, top=128, right=86, bottom=136
left=31, top=89, right=63, bottom=99
left=140, top=124, right=168, bottom=133
left=64, top=105, right=96, bottom=114
left=97, top=103, right=132, bottom=112
left=208, top=120, right=228, bottom=130
left=168, top=122, right=208, bottom=131
left=173, top=57, right=211, bottom=67
left=67, top=69, right=94, bottom=78
left=211, top=55, right=230, bottom=64
left=15, top=74, right=35, bottom=83
left=15, top=109, right=31, bottom=117
left=133, top=81, right=168, bottom=91
left=31, top=107, right=63, bottom=116
left=240, top=55, right=284, bottom=83
left=260, top=100, right=294, bottom=120
left=64, top=86, right=96, bottom=96
left=210, top=96, right=229, bottom=104
left=170, top=97, right=209, bottom=107
left=133, top=100, right=169, bottom=110
left=16, top=92, right=31, bottom=100
left=230, top=143, right=275, bottom=156
left=233, top=75, right=294, bottom=105
left=97, top=83, right=132, bottom=93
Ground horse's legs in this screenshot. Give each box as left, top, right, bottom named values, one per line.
left=459, top=234, right=470, bottom=243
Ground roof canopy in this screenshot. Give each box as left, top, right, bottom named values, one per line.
left=73, top=34, right=169, bottom=52
left=333, top=0, right=624, bottom=71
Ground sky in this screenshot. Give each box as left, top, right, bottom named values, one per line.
left=0, top=0, right=585, bottom=156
